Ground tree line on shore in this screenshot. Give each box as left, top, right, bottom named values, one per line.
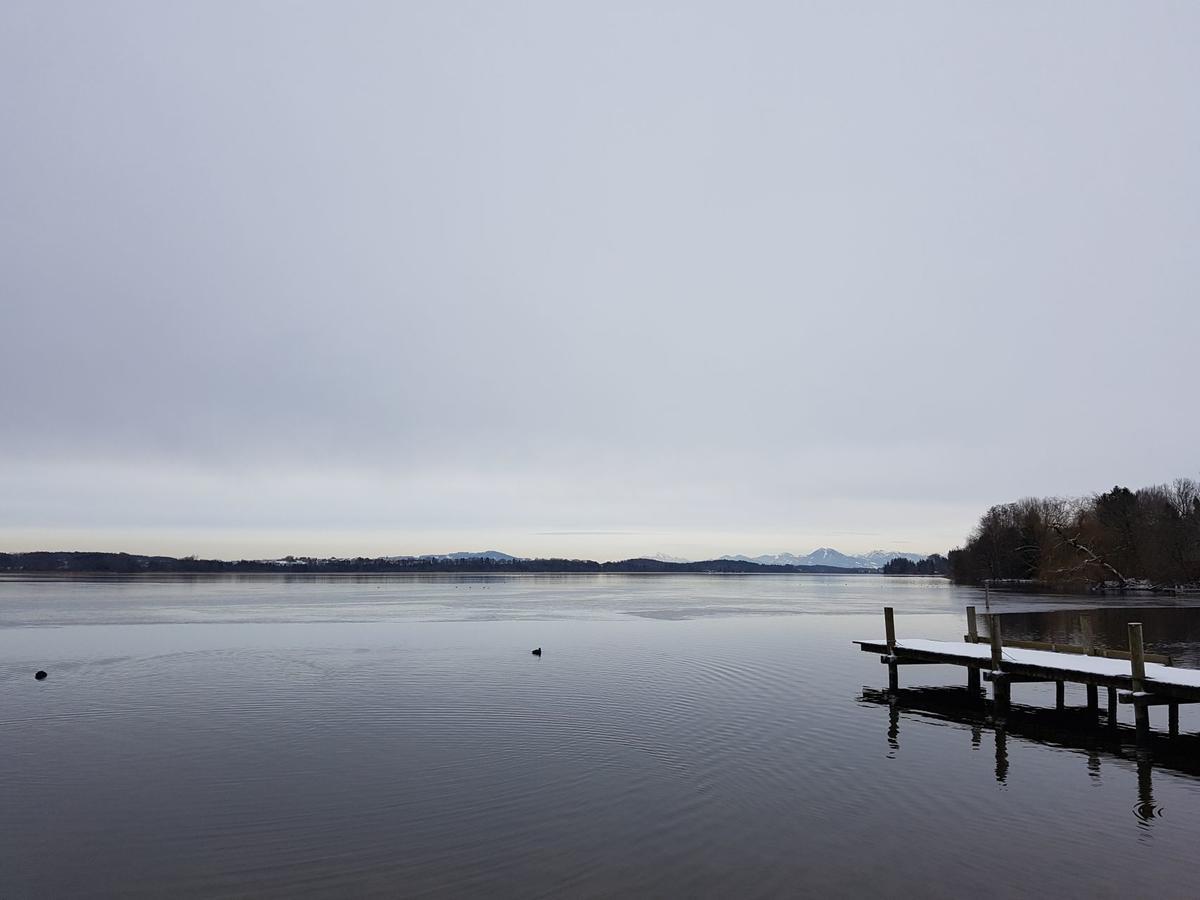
left=882, top=554, right=949, bottom=576
left=949, top=478, right=1200, bottom=591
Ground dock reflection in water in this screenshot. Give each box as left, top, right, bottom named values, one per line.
left=859, top=685, right=1199, bottom=827
left=1000, top=605, right=1200, bottom=669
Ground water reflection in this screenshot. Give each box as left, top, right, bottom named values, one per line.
left=994, top=720, right=1009, bottom=785
left=1134, top=750, right=1163, bottom=828
left=1000, top=606, right=1200, bottom=668
left=858, top=686, right=1199, bottom=824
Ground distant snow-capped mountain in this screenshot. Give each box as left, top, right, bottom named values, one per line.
left=857, top=550, right=928, bottom=568
left=719, top=552, right=814, bottom=567
left=382, top=550, right=522, bottom=562
left=434, top=550, right=520, bottom=561
left=639, top=553, right=693, bottom=564
left=718, top=548, right=929, bottom=569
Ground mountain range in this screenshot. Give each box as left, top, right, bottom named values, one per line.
left=382, top=550, right=521, bottom=562
left=718, top=548, right=927, bottom=569
left=388, top=548, right=927, bottom=569
left=562, top=548, right=930, bottom=568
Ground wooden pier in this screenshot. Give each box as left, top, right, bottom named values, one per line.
left=857, top=606, right=1200, bottom=739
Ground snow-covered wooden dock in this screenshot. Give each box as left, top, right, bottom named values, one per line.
left=856, top=607, right=1200, bottom=738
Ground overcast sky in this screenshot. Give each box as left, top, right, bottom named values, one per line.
left=2, top=2, right=1198, bottom=561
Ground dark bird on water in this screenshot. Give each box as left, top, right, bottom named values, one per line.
left=531, top=648, right=542, bottom=656
left=35, top=671, right=47, bottom=680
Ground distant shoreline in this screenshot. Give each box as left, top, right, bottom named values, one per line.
left=1, top=569, right=907, bottom=578
left=0, top=550, right=886, bottom=577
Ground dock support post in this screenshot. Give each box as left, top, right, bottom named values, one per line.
left=966, top=605, right=980, bottom=693
left=1169, top=703, right=1179, bottom=737
left=1129, top=623, right=1149, bottom=740
left=993, top=679, right=1011, bottom=710
left=989, top=615, right=1009, bottom=711
left=1055, top=681, right=1065, bottom=710
left=1086, top=683, right=1098, bottom=714
left=1107, top=686, right=1118, bottom=725
left=885, top=607, right=898, bottom=691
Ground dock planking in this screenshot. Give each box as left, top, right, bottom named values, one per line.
left=857, top=606, right=1200, bottom=739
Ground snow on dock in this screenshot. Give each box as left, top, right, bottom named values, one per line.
left=854, top=638, right=1200, bottom=693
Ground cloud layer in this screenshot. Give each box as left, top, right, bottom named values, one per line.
left=3, top=2, right=1198, bottom=558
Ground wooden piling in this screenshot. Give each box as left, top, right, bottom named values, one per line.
left=1055, top=681, right=1065, bottom=710
left=1169, top=703, right=1179, bottom=737
left=988, top=616, right=1010, bottom=710
left=885, top=607, right=898, bottom=691
left=1107, top=686, right=1118, bottom=725
left=1129, top=623, right=1149, bottom=737
left=1086, top=683, right=1098, bottom=713
left=965, top=605, right=981, bottom=693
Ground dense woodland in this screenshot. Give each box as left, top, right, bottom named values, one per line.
left=949, top=479, right=1200, bottom=592
left=881, top=554, right=949, bottom=576
left=0, top=551, right=874, bottom=576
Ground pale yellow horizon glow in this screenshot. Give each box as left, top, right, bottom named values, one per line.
left=0, top=526, right=968, bottom=563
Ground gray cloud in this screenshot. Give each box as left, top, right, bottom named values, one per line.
left=2, top=2, right=1198, bottom=559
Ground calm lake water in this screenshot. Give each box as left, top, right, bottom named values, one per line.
left=4, top=574, right=1200, bottom=898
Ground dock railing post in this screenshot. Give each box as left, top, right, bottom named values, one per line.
left=1081, top=616, right=1100, bottom=715
left=966, top=606, right=980, bottom=694
left=1128, top=623, right=1149, bottom=738
left=989, top=614, right=1009, bottom=710
left=884, top=607, right=898, bottom=691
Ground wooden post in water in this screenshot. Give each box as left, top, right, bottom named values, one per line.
left=989, top=615, right=1009, bottom=710
left=1129, top=623, right=1149, bottom=739
left=1086, top=683, right=1098, bottom=714
left=1169, top=703, right=1179, bottom=738
left=989, top=615, right=1003, bottom=669
left=884, top=607, right=898, bottom=692
left=1081, top=615, right=1096, bottom=655
left=966, top=606, right=980, bottom=694
left=1107, top=686, right=1118, bottom=725
left=1055, top=681, right=1065, bottom=710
